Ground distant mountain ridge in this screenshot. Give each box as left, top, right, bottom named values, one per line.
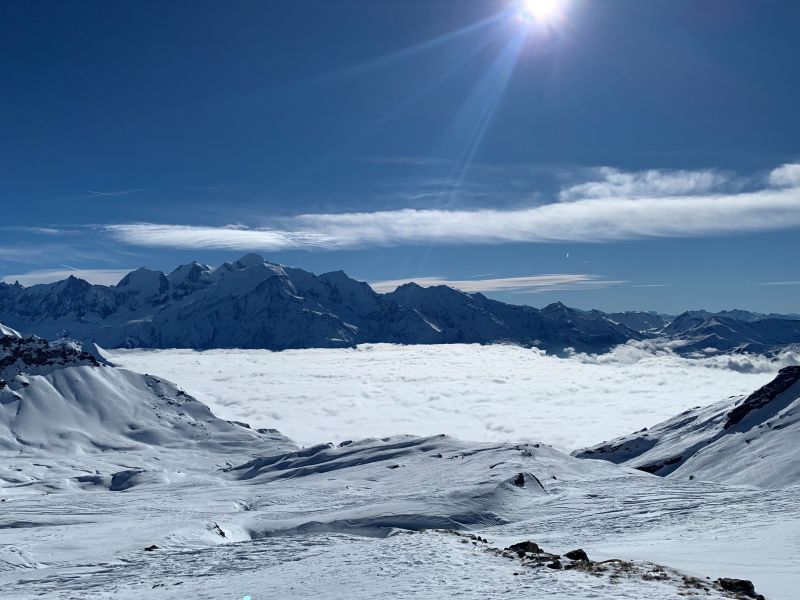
left=0, top=253, right=797, bottom=355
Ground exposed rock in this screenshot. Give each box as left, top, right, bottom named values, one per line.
left=143, top=545, right=159, bottom=552
left=109, top=469, right=145, bottom=492
left=507, top=541, right=542, bottom=555
left=715, top=578, right=758, bottom=598
left=725, top=366, right=800, bottom=429
left=212, top=522, right=226, bottom=538
left=565, top=549, right=589, bottom=561
left=513, top=473, right=525, bottom=487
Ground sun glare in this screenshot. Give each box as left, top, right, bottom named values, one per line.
left=519, top=0, right=563, bottom=24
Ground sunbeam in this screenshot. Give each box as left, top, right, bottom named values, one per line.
left=442, top=32, right=528, bottom=200
left=299, top=11, right=509, bottom=87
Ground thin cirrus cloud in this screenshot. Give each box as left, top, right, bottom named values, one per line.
left=87, top=188, right=148, bottom=198
left=1, top=268, right=132, bottom=287
left=368, top=274, right=624, bottom=294
left=104, top=162, right=800, bottom=252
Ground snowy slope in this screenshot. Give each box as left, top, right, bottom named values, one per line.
left=667, top=317, right=800, bottom=355
left=0, top=329, right=791, bottom=599
left=385, top=286, right=640, bottom=353
left=0, top=328, right=295, bottom=490
left=575, top=366, right=800, bottom=488
left=0, top=323, right=20, bottom=338
left=606, top=310, right=672, bottom=332
left=1, top=432, right=790, bottom=599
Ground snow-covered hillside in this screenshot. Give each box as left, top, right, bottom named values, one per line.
left=1, top=328, right=794, bottom=599
left=3, top=431, right=792, bottom=599
left=575, top=366, right=800, bottom=488
left=0, top=327, right=295, bottom=487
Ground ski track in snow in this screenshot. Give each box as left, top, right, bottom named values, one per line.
left=109, top=344, right=779, bottom=451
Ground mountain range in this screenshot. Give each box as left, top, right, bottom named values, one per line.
left=0, top=253, right=798, bottom=355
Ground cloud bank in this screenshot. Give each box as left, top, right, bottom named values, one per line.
left=108, top=344, right=784, bottom=450
left=369, top=274, right=623, bottom=293
left=105, top=162, right=800, bottom=252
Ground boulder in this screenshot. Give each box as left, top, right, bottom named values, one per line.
left=565, top=549, right=589, bottom=561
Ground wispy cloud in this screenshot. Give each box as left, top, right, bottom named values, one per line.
left=756, top=280, right=800, bottom=286
left=558, top=167, right=735, bottom=201
left=105, top=162, right=800, bottom=252
left=88, top=188, right=147, bottom=198
left=0, top=226, right=63, bottom=235
left=1, top=268, right=132, bottom=286
left=368, top=274, right=623, bottom=294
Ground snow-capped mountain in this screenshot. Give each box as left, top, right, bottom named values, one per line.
left=0, top=254, right=639, bottom=354
left=667, top=316, right=800, bottom=355
left=385, top=285, right=639, bottom=353
left=1, top=253, right=797, bottom=355
left=574, top=366, right=800, bottom=488
left=663, top=310, right=800, bottom=336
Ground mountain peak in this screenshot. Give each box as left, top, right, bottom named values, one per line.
left=168, top=261, right=212, bottom=285
left=235, top=253, right=267, bottom=268
left=0, top=322, right=21, bottom=338
left=115, top=268, right=170, bottom=300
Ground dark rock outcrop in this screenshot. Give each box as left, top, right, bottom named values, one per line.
left=725, top=366, right=800, bottom=429
left=564, top=549, right=589, bottom=561
left=715, top=578, right=760, bottom=598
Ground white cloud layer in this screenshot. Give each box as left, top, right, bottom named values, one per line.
left=369, top=274, right=623, bottom=293
left=105, top=162, right=800, bottom=251
left=107, top=343, right=793, bottom=451
left=1, top=268, right=132, bottom=286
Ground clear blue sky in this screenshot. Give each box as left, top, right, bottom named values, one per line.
left=1, top=0, right=799, bottom=313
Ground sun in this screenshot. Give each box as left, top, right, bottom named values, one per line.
left=519, top=0, right=564, bottom=24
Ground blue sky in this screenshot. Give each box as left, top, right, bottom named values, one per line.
left=1, top=0, right=799, bottom=313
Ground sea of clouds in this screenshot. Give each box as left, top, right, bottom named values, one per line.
left=108, top=343, right=796, bottom=452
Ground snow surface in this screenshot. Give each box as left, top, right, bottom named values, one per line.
left=2, top=335, right=797, bottom=600
left=2, top=433, right=796, bottom=599
left=106, top=342, right=786, bottom=451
